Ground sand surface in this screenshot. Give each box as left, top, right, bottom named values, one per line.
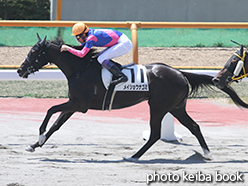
left=0, top=98, right=248, bottom=186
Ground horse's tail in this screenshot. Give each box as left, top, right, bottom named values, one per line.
left=180, top=71, right=214, bottom=96
left=181, top=70, right=248, bottom=109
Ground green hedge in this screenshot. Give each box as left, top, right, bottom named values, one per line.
left=1, top=27, right=248, bottom=47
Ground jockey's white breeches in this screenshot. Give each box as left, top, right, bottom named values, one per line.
left=97, top=34, right=133, bottom=64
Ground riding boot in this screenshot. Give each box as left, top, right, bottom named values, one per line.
left=102, top=60, right=128, bottom=85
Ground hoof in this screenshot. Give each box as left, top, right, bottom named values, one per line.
left=25, top=145, right=35, bottom=152
left=203, top=153, right=212, bottom=160
left=123, top=157, right=139, bottom=162
left=202, top=149, right=212, bottom=160
left=39, top=134, right=46, bottom=145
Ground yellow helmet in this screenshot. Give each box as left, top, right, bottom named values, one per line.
left=71, top=22, right=89, bottom=36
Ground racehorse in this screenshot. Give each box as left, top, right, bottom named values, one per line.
left=17, top=34, right=241, bottom=161
left=212, top=42, right=248, bottom=108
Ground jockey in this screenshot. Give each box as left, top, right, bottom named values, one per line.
left=60, top=22, right=133, bottom=85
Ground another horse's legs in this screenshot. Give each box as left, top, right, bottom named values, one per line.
left=171, top=107, right=210, bottom=156
left=27, top=111, right=74, bottom=152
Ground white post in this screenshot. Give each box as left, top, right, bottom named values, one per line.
left=142, top=113, right=182, bottom=141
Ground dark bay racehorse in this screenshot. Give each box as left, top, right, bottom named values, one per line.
left=17, top=34, right=242, bottom=161
left=212, top=43, right=248, bottom=108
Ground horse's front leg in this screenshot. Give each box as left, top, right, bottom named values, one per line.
left=26, top=111, right=74, bottom=152
left=39, top=111, right=75, bottom=147
left=39, top=101, right=76, bottom=135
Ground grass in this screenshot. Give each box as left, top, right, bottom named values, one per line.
left=0, top=80, right=68, bottom=98
left=194, top=43, right=206, bottom=47
left=213, top=42, right=224, bottom=47
left=1, top=80, right=248, bottom=102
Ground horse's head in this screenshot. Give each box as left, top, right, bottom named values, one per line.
left=212, top=44, right=248, bottom=89
left=17, top=33, right=50, bottom=78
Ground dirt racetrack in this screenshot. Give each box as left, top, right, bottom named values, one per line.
left=1, top=98, right=248, bottom=186
left=0, top=46, right=237, bottom=67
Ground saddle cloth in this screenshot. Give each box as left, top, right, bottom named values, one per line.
left=101, top=65, right=149, bottom=91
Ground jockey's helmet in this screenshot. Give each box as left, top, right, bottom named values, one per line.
left=71, top=22, right=89, bottom=36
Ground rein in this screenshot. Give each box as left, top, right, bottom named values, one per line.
left=231, top=52, right=248, bottom=81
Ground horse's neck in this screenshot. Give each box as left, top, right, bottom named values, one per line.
left=46, top=44, right=92, bottom=80
left=55, top=58, right=75, bottom=80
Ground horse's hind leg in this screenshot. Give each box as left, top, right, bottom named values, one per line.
left=170, top=107, right=211, bottom=158
left=26, top=111, right=74, bottom=152
left=125, top=108, right=165, bottom=161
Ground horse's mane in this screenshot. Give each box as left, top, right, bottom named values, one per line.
left=49, top=37, right=99, bottom=58
left=49, top=36, right=64, bottom=46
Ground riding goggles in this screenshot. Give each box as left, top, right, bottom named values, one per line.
left=76, top=34, right=84, bottom=40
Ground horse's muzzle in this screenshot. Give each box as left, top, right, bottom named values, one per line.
left=17, top=68, right=21, bottom=75
left=212, top=77, right=219, bottom=84
left=212, top=77, right=221, bottom=87
left=212, top=77, right=226, bottom=89
left=17, top=68, right=22, bottom=77
left=17, top=68, right=29, bottom=78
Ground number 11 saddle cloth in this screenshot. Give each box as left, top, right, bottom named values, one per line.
left=101, top=64, right=149, bottom=92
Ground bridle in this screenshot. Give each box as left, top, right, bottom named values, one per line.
left=226, top=40, right=248, bottom=82
left=26, top=42, right=96, bottom=79
left=231, top=52, right=248, bottom=81
left=25, top=42, right=63, bottom=75
left=25, top=49, right=48, bottom=75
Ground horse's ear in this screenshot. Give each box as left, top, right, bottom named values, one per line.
left=37, top=33, right=42, bottom=42
left=40, top=36, right=47, bottom=46
left=240, top=45, right=244, bottom=57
